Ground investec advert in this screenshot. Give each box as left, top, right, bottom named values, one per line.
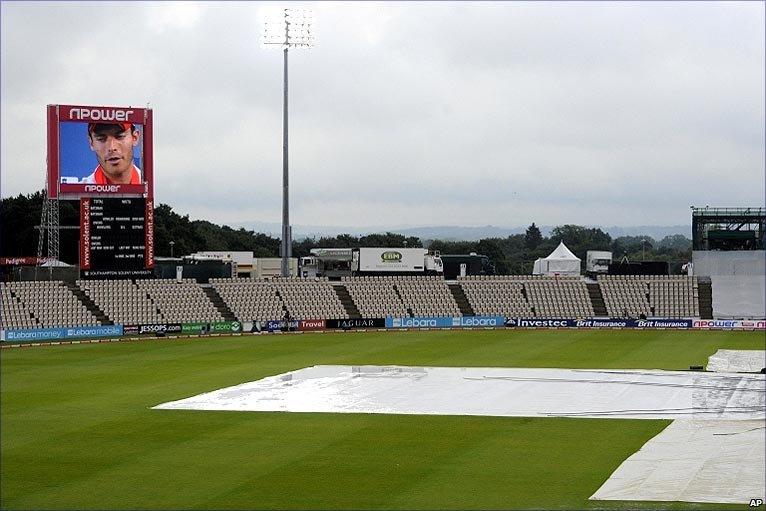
left=80, top=197, right=153, bottom=276
left=504, top=318, right=694, bottom=329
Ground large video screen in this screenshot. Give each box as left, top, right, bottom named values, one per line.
left=47, top=104, right=153, bottom=199
left=80, top=197, right=155, bottom=278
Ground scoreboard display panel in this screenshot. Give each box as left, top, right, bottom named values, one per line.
left=47, top=104, right=153, bottom=199
left=80, top=197, right=154, bottom=278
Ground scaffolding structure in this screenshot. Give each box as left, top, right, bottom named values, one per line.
left=691, top=207, right=765, bottom=251
left=35, top=184, right=60, bottom=280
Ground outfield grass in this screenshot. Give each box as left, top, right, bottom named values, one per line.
left=1, top=329, right=762, bottom=510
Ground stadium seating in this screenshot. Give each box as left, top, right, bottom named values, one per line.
left=1, top=283, right=35, bottom=328
left=391, top=276, right=461, bottom=317
left=79, top=279, right=226, bottom=325
left=273, top=280, right=348, bottom=320
left=136, top=279, right=224, bottom=324
left=342, top=276, right=409, bottom=318
left=525, top=279, right=594, bottom=318
left=211, top=279, right=284, bottom=322
left=78, top=279, right=163, bottom=325
left=648, top=276, right=700, bottom=318
left=459, top=275, right=581, bottom=281
left=211, top=277, right=348, bottom=321
left=1, top=273, right=717, bottom=333
left=598, top=275, right=699, bottom=318
left=459, top=279, right=532, bottom=317
left=458, top=276, right=592, bottom=318
left=1, top=281, right=99, bottom=328
left=341, top=276, right=461, bottom=318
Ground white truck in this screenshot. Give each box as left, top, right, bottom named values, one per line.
left=300, top=247, right=443, bottom=278
left=586, top=250, right=613, bottom=276
left=355, top=248, right=442, bottom=275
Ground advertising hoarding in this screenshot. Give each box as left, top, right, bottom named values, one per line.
left=357, top=248, right=427, bottom=272
left=298, top=319, right=326, bottom=331
left=2, top=325, right=123, bottom=342
left=386, top=316, right=444, bottom=329
left=124, top=322, right=242, bottom=335
left=0, top=257, right=49, bottom=266
left=326, top=318, right=385, bottom=329
left=385, top=316, right=504, bottom=329
left=137, top=324, right=182, bottom=335
left=47, top=104, right=153, bottom=199
left=265, top=320, right=299, bottom=332
left=504, top=318, right=573, bottom=328
left=451, top=316, right=505, bottom=327
left=181, top=323, right=208, bottom=334
left=693, top=319, right=766, bottom=330
left=210, top=321, right=242, bottom=333
left=504, top=318, right=694, bottom=329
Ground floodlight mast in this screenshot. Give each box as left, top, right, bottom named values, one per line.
left=262, top=8, right=314, bottom=277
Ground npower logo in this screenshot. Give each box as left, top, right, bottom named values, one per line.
left=381, top=251, right=402, bottom=263
left=694, top=319, right=766, bottom=329
left=69, top=108, right=134, bottom=122
left=84, top=185, right=120, bottom=193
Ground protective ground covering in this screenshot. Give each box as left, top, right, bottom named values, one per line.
left=154, top=364, right=765, bottom=505
left=590, top=419, right=765, bottom=504
left=593, top=349, right=766, bottom=505
left=153, top=365, right=765, bottom=420
left=707, top=349, right=766, bottom=373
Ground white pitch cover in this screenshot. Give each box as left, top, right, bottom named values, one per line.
left=707, top=349, right=766, bottom=373
left=154, top=366, right=764, bottom=420
left=153, top=364, right=765, bottom=504
left=590, top=419, right=764, bottom=504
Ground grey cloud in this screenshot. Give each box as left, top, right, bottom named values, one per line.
left=1, top=1, right=763, bottom=229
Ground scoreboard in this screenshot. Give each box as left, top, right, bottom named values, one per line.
left=80, top=198, right=154, bottom=278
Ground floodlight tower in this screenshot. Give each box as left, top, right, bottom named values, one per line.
left=262, top=8, right=314, bottom=277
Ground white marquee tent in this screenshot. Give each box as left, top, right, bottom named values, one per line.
left=532, top=241, right=581, bottom=276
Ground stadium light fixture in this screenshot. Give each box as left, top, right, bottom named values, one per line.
left=262, top=8, right=315, bottom=277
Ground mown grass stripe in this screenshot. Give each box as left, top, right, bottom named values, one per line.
left=2, top=329, right=760, bottom=509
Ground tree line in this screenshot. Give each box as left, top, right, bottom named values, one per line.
left=1, top=191, right=692, bottom=273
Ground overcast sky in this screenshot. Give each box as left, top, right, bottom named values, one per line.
left=2, top=1, right=764, bottom=230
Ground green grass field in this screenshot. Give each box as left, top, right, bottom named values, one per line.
left=1, top=329, right=763, bottom=510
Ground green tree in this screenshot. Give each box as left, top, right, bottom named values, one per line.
left=524, top=223, right=543, bottom=250
left=476, top=238, right=507, bottom=274
left=657, top=234, right=692, bottom=252
left=428, top=240, right=477, bottom=254
left=358, top=232, right=422, bottom=248
left=611, top=236, right=655, bottom=261
left=1, top=190, right=79, bottom=263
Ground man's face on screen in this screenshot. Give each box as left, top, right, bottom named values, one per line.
left=88, top=125, right=140, bottom=183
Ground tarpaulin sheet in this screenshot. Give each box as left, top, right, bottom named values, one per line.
left=154, top=365, right=764, bottom=504
left=154, top=366, right=764, bottom=420
left=590, top=419, right=765, bottom=504
left=707, top=349, right=766, bottom=373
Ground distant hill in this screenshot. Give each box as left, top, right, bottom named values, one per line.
left=599, top=225, right=691, bottom=240
left=234, top=221, right=690, bottom=242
